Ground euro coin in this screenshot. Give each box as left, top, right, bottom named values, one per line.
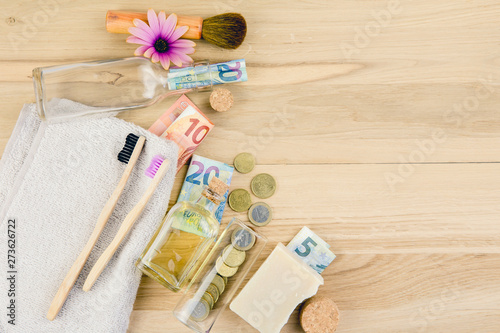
left=248, top=202, right=273, bottom=227
left=228, top=189, right=252, bottom=212
left=216, top=257, right=239, bottom=277
left=222, top=245, right=246, bottom=268
left=250, top=173, right=276, bottom=199
left=211, top=274, right=226, bottom=294
left=234, top=152, right=255, bottom=174
left=190, top=299, right=210, bottom=322
left=202, top=292, right=214, bottom=309
left=231, top=227, right=256, bottom=251
left=219, top=274, right=228, bottom=285
left=206, top=283, right=220, bottom=303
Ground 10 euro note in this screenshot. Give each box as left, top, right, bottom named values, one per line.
left=162, top=105, right=214, bottom=172
left=287, top=226, right=336, bottom=274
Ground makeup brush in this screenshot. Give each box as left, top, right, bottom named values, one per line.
left=106, top=11, right=247, bottom=49
left=82, top=155, right=170, bottom=291
left=47, top=133, right=145, bottom=321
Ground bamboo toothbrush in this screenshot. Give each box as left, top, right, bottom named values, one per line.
left=106, top=11, right=247, bottom=49
left=47, top=133, right=145, bottom=321
left=83, top=155, right=170, bottom=291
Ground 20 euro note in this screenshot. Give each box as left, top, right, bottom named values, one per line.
left=162, top=105, right=214, bottom=172
left=167, top=59, right=247, bottom=90
left=177, top=155, right=234, bottom=225
left=287, top=226, right=336, bottom=274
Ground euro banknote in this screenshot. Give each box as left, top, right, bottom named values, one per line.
left=177, top=155, right=234, bottom=225
left=161, top=105, right=214, bottom=172
left=287, top=226, right=336, bottom=274
left=167, top=59, right=247, bottom=90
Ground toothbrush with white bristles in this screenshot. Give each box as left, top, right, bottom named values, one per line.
left=82, top=155, right=170, bottom=292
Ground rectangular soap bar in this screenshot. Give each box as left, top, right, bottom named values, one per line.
left=230, top=243, right=324, bottom=333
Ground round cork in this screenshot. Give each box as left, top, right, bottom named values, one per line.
left=210, top=88, right=233, bottom=112
left=300, top=296, right=340, bottom=333
left=208, top=177, right=229, bottom=197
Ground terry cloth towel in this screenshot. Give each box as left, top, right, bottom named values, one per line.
left=0, top=102, right=178, bottom=333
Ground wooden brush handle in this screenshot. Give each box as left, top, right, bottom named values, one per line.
left=47, top=136, right=146, bottom=321
left=82, top=159, right=171, bottom=292
left=106, top=10, right=203, bottom=39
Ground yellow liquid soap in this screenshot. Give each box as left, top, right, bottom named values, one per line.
left=136, top=198, right=220, bottom=292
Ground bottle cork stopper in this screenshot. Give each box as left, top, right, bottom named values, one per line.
left=208, top=177, right=229, bottom=196
left=209, top=88, right=234, bottom=112
left=300, top=296, right=340, bottom=333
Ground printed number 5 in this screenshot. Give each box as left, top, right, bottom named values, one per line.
left=295, top=237, right=317, bottom=257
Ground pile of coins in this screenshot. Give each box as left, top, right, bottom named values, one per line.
left=229, top=153, right=276, bottom=227
left=190, top=227, right=256, bottom=322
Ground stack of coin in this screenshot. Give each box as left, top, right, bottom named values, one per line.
left=191, top=227, right=256, bottom=322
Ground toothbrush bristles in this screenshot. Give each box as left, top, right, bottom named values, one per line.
left=145, top=155, right=165, bottom=178
left=118, top=133, right=140, bottom=164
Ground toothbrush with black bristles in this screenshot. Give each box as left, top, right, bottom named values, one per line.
left=47, top=133, right=146, bottom=321
left=83, top=155, right=170, bottom=292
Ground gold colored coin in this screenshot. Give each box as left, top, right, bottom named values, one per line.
left=216, top=257, right=239, bottom=277
left=251, top=173, right=277, bottom=199
left=206, top=283, right=220, bottom=303
left=219, top=274, right=228, bottom=285
left=202, top=292, right=214, bottom=309
left=231, top=227, right=256, bottom=251
left=211, top=274, right=226, bottom=294
left=190, top=299, right=210, bottom=322
left=222, top=245, right=246, bottom=267
left=234, top=152, right=255, bottom=174
left=228, top=189, right=252, bottom=212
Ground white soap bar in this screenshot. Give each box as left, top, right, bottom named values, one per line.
left=230, top=243, right=324, bottom=333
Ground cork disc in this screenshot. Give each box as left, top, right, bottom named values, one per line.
left=210, top=88, right=234, bottom=112
left=300, top=296, right=340, bottom=333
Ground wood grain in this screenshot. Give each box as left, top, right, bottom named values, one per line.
left=1, top=0, right=499, bottom=332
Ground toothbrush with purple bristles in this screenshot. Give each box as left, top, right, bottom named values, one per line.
left=83, top=155, right=170, bottom=291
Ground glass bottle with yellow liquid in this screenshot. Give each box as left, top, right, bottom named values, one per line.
left=136, top=177, right=229, bottom=292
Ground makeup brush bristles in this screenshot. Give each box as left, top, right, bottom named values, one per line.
left=202, top=13, right=247, bottom=49
left=117, top=133, right=140, bottom=164
left=145, top=155, right=165, bottom=178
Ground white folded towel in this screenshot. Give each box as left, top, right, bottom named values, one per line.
left=0, top=102, right=178, bottom=333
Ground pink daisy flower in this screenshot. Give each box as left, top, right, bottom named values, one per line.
left=127, top=9, right=196, bottom=70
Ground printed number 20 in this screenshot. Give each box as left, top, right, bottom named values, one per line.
left=295, top=237, right=317, bottom=257
left=185, top=161, right=220, bottom=186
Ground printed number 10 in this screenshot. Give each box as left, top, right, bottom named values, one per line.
left=185, top=118, right=210, bottom=144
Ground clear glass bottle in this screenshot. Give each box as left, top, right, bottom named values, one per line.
left=32, top=57, right=213, bottom=121
left=136, top=177, right=229, bottom=292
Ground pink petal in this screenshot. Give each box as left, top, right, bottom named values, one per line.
left=170, top=50, right=193, bottom=64
left=161, top=13, right=177, bottom=40
left=132, top=19, right=156, bottom=39
left=170, top=46, right=195, bottom=55
left=159, top=54, right=171, bottom=70
left=168, top=26, right=189, bottom=42
left=147, top=9, right=160, bottom=35
left=151, top=52, right=160, bottom=63
left=167, top=52, right=183, bottom=67
left=143, top=46, right=156, bottom=58
left=129, top=27, right=155, bottom=44
left=126, top=36, right=150, bottom=45
left=134, top=45, right=150, bottom=56
left=170, top=39, right=196, bottom=48
left=158, top=11, right=166, bottom=28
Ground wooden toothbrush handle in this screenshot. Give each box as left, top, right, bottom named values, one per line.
left=106, top=10, right=203, bottom=39
left=82, top=159, right=171, bottom=292
left=47, top=136, right=146, bottom=321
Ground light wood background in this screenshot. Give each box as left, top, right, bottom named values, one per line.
left=1, top=0, right=500, bottom=332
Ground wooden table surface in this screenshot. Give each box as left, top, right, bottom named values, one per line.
left=1, top=0, right=500, bottom=332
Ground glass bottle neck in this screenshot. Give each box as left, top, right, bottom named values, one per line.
left=194, top=188, right=221, bottom=214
